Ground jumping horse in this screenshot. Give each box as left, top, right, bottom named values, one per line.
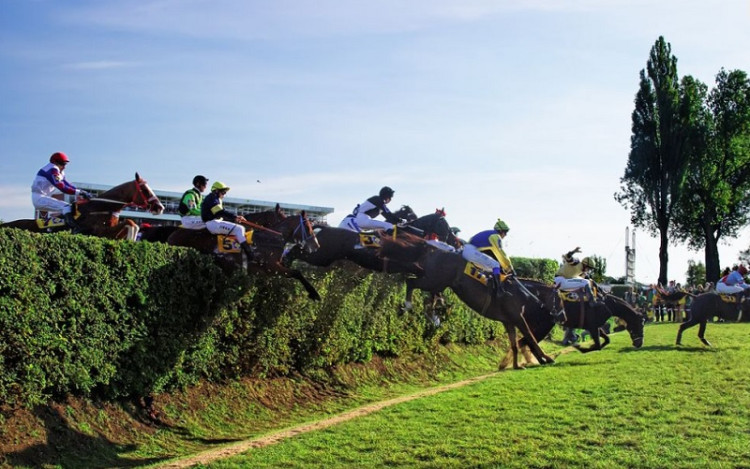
left=379, top=237, right=561, bottom=369
left=139, top=203, right=287, bottom=243
left=285, top=206, right=456, bottom=274
left=676, top=290, right=750, bottom=346
left=1, top=173, right=164, bottom=240
left=555, top=289, right=645, bottom=353
left=166, top=211, right=322, bottom=300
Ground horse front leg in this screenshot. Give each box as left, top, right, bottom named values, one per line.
left=259, top=262, right=321, bottom=301
left=697, top=321, right=711, bottom=346
left=676, top=318, right=698, bottom=345
left=403, top=278, right=417, bottom=311
left=504, top=325, right=522, bottom=370
left=575, top=329, right=602, bottom=353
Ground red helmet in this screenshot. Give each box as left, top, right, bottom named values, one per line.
left=50, top=152, right=70, bottom=165
left=739, top=265, right=748, bottom=276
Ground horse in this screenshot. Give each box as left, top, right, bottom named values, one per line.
left=402, top=209, right=462, bottom=249
left=1, top=173, right=164, bottom=241
left=379, top=237, right=561, bottom=370
left=166, top=211, right=322, bottom=300
left=285, top=206, right=456, bottom=274
left=653, top=290, right=692, bottom=322
left=138, top=203, right=287, bottom=243
left=676, top=290, right=750, bottom=346
left=556, top=289, right=645, bottom=353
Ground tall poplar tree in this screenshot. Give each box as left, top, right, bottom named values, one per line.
left=615, top=37, right=692, bottom=286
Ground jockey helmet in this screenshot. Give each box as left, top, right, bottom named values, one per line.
left=494, top=219, right=510, bottom=232
left=50, top=152, right=70, bottom=165
left=193, top=175, right=209, bottom=187
left=739, top=264, right=748, bottom=276
left=211, top=181, right=230, bottom=192
left=379, top=186, right=395, bottom=199
left=582, top=257, right=596, bottom=269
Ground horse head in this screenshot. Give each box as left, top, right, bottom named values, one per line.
left=276, top=211, right=319, bottom=253
left=88, top=173, right=164, bottom=215
left=394, top=205, right=418, bottom=222
left=607, top=295, right=645, bottom=348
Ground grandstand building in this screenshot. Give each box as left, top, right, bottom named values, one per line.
left=64, top=182, right=335, bottom=226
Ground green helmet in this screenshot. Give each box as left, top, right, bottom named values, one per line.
left=494, top=218, right=510, bottom=232
left=211, top=181, right=230, bottom=192
left=582, top=257, right=596, bottom=269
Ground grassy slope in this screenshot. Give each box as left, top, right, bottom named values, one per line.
left=198, top=323, right=750, bottom=469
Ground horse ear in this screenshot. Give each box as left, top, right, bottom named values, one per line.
left=275, top=203, right=281, bottom=212
left=135, top=172, right=141, bottom=181
left=300, top=210, right=306, bottom=217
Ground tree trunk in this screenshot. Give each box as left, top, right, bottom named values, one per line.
left=659, top=227, right=669, bottom=286
left=704, top=232, right=721, bottom=283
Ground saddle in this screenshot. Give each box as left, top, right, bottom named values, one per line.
left=35, top=204, right=81, bottom=230
left=178, top=227, right=254, bottom=254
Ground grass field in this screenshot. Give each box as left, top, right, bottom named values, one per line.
left=188, top=322, right=750, bottom=469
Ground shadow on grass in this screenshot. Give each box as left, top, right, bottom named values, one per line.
left=5, top=405, right=169, bottom=469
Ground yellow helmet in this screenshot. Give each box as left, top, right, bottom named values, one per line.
left=582, top=257, right=596, bottom=269
left=211, top=181, right=230, bottom=192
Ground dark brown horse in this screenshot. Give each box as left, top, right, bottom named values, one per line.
left=1, top=173, right=164, bottom=240
left=653, top=289, right=692, bottom=322
left=285, top=206, right=456, bottom=274
left=139, top=203, right=287, bottom=243
left=676, top=290, right=750, bottom=346
left=166, top=211, right=322, bottom=300
left=556, top=289, right=645, bottom=352
left=380, top=237, right=561, bottom=369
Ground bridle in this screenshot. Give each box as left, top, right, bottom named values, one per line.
left=129, top=178, right=161, bottom=212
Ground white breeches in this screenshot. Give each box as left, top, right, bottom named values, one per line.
left=206, top=219, right=246, bottom=241
left=32, top=193, right=71, bottom=215
left=426, top=239, right=455, bottom=252
left=338, top=213, right=392, bottom=232
left=181, top=216, right=206, bottom=230
left=716, top=282, right=746, bottom=294
left=554, top=276, right=592, bottom=291
left=461, top=244, right=499, bottom=271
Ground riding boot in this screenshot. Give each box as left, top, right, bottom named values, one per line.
left=64, top=212, right=81, bottom=234
left=493, top=274, right=511, bottom=298
left=240, top=242, right=257, bottom=262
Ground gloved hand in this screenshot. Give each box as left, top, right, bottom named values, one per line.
left=79, top=190, right=93, bottom=200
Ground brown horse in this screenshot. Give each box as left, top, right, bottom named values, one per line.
left=2, top=173, right=164, bottom=240
left=676, top=290, right=750, bottom=346
left=379, top=237, right=561, bottom=369
left=166, top=211, right=322, bottom=300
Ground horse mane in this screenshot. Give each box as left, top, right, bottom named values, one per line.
left=378, top=233, right=431, bottom=263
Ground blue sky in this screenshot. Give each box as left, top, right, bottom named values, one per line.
left=1, top=0, right=749, bottom=284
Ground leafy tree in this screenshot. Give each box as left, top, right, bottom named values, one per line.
left=588, top=254, right=607, bottom=283
left=685, top=260, right=707, bottom=287
left=672, top=69, right=750, bottom=282
left=615, top=36, right=694, bottom=286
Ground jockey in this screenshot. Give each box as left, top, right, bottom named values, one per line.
left=553, top=247, right=602, bottom=307
left=201, top=181, right=254, bottom=260
left=179, top=175, right=209, bottom=229
left=716, top=264, right=750, bottom=294
left=338, top=186, right=403, bottom=232
left=462, top=218, right=514, bottom=297
left=31, top=152, right=92, bottom=230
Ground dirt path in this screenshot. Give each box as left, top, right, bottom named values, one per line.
left=158, top=372, right=500, bottom=468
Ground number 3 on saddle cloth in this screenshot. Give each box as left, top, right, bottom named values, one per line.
left=217, top=230, right=254, bottom=253
left=355, top=233, right=380, bottom=249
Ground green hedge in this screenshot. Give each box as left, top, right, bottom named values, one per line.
left=0, top=229, right=508, bottom=408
